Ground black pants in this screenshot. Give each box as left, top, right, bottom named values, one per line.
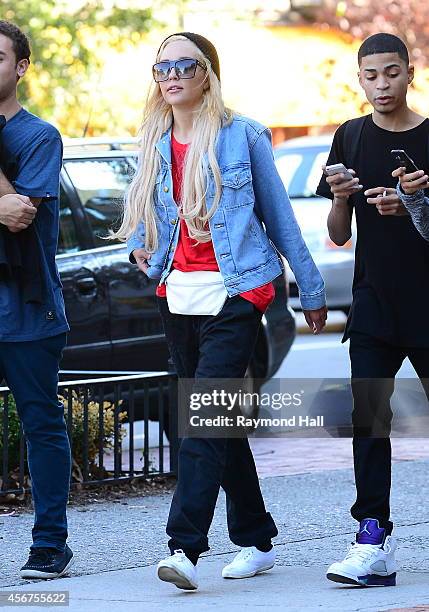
left=158, top=296, right=278, bottom=558
left=349, top=332, right=429, bottom=533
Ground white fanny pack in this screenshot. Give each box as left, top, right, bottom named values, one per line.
left=165, top=269, right=228, bottom=316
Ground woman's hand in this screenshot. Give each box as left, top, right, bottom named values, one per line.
left=392, top=166, right=429, bottom=195
left=303, top=305, right=328, bottom=334
left=133, top=248, right=151, bottom=274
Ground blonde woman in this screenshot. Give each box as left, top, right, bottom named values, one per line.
left=116, top=32, right=327, bottom=591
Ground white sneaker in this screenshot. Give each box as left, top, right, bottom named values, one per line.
left=327, top=520, right=397, bottom=587
left=222, top=546, right=276, bottom=579
left=157, top=549, right=198, bottom=590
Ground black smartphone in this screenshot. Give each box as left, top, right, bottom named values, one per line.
left=390, top=149, right=420, bottom=173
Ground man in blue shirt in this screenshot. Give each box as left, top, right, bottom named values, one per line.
left=0, top=20, right=73, bottom=578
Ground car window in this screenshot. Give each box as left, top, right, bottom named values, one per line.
left=64, top=158, right=135, bottom=246
left=274, top=146, right=330, bottom=198
left=306, top=151, right=330, bottom=197
left=58, top=184, right=80, bottom=254
left=274, top=154, right=303, bottom=191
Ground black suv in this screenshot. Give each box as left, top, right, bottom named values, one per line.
left=58, top=139, right=296, bottom=380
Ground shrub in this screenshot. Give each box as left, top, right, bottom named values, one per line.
left=60, top=391, right=127, bottom=481
left=0, top=391, right=127, bottom=488
left=0, top=394, right=22, bottom=474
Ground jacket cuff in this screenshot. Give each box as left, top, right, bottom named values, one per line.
left=126, top=236, right=144, bottom=264
left=396, top=182, right=425, bottom=205
left=299, top=288, right=326, bottom=311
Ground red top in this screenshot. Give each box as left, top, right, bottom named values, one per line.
left=156, top=134, right=275, bottom=312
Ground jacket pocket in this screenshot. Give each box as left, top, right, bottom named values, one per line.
left=249, top=217, right=268, bottom=253
left=220, top=163, right=254, bottom=209
left=222, top=204, right=271, bottom=274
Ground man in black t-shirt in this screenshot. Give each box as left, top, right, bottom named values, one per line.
left=317, top=33, right=429, bottom=588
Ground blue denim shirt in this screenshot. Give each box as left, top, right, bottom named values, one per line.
left=127, top=115, right=326, bottom=310
left=0, top=109, right=69, bottom=341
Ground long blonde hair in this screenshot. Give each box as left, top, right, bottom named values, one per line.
left=114, top=35, right=233, bottom=252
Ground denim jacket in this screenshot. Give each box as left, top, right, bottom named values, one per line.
left=127, top=115, right=326, bottom=310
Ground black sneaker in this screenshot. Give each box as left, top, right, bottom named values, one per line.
left=20, top=545, right=74, bottom=579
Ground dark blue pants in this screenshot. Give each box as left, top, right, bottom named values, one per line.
left=158, top=296, right=278, bottom=558
left=349, top=332, right=429, bottom=534
left=0, top=333, right=71, bottom=550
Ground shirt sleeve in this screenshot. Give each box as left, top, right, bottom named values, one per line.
left=126, top=221, right=146, bottom=263
left=250, top=129, right=326, bottom=311
left=13, top=129, right=63, bottom=200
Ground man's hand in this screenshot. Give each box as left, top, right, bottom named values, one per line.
left=392, top=166, right=429, bottom=196
left=365, top=187, right=408, bottom=216
left=133, top=248, right=151, bottom=274
left=0, top=194, right=37, bottom=232
left=303, top=305, right=328, bottom=335
left=322, top=165, right=362, bottom=200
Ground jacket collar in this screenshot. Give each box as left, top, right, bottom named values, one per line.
left=154, top=125, right=211, bottom=171
left=155, top=127, right=172, bottom=164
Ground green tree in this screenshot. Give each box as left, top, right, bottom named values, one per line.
left=313, top=0, right=429, bottom=117
left=316, top=0, right=429, bottom=67
left=1, top=0, right=154, bottom=134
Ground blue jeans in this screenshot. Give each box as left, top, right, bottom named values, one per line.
left=0, top=333, right=71, bottom=550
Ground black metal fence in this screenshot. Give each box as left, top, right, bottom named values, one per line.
left=0, top=371, right=179, bottom=498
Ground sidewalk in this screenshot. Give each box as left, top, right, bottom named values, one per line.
left=1, top=442, right=429, bottom=611
left=249, top=436, right=429, bottom=477
left=1, top=538, right=427, bottom=612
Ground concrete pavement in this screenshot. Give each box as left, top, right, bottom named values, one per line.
left=1, top=447, right=429, bottom=611
left=1, top=534, right=428, bottom=612
left=249, top=436, right=429, bottom=478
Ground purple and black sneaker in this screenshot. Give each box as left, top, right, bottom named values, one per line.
left=326, top=519, right=397, bottom=586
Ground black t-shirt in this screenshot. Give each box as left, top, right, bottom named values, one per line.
left=317, top=114, right=429, bottom=347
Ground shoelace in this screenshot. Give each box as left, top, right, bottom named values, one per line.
left=27, top=548, right=57, bottom=565
left=235, top=547, right=254, bottom=562
left=345, top=542, right=381, bottom=563
left=172, top=549, right=188, bottom=562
